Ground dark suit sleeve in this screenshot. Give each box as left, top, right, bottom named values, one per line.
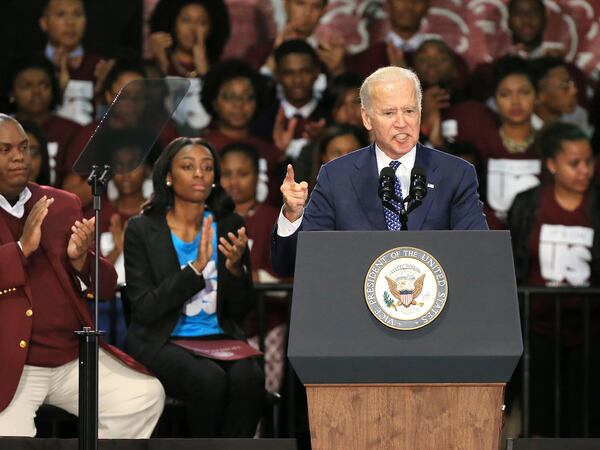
left=270, top=164, right=337, bottom=277
left=270, top=225, right=298, bottom=278
left=450, top=163, right=489, bottom=230
left=303, top=165, right=336, bottom=231
left=124, top=218, right=206, bottom=325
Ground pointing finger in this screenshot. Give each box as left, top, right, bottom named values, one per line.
left=285, top=164, right=296, bottom=184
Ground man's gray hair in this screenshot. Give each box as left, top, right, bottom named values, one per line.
left=359, top=66, right=423, bottom=113
left=0, top=113, right=19, bottom=125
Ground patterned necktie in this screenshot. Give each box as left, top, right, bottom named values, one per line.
left=384, top=160, right=403, bottom=231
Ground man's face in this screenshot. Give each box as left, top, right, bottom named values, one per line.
left=413, top=42, right=456, bottom=88
left=39, top=0, right=86, bottom=51
left=12, top=68, right=54, bottom=116
left=361, top=79, right=421, bottom=158
left=213, top=77, right=257, bottom=131
left=0, top=120, right=31, bottom=198
left=386, top=0, right=429, bottom=36
left=285, top=0, right=325, bottom=39
left=509, top=0, right=545, bottom=45
left=276, top=53, right=319, bottom=107
left=538, top=66, right=578, bottom=115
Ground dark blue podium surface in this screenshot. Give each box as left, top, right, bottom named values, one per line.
left=288, top=230, right=523, bottom=384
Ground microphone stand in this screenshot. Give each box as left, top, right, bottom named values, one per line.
left=75, top=164, right=112, bottom=450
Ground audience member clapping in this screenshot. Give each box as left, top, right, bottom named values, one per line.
left=124, top=137, right=264, bottom=437
left=253, top=40, right=327, bottom=161
left=39, top=0, right=115, bottom=125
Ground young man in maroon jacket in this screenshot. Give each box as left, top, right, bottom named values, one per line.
left=0, top=114, right=164, bottom=437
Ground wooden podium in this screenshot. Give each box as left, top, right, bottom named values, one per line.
left=288, top=231, right=522, bottom=450
left=306, top=384, right=504, bottom=450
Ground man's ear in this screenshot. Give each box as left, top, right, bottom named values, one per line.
left=546, top=157, right=556, bottom=175
left=39, top=16, right=48, bottom=34
left=361, top=107, right=372, bottom=131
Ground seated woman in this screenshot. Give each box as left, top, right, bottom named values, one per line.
left=508, top=121, right=599, bottom=437
left=219, top=142, right=287, bottom=393
left=123, top=137, right=264, bottom=437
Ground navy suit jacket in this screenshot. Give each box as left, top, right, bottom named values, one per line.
left=271, top=143, right=488, bottom=276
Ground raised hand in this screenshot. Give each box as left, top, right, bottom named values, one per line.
left=54, top=48, right=71, bottom=93
left=219, top=226, right=248, bottom=277
left=149, top=31, right=173, bottom=75
left=109, top=213, right=124, bottom=254
left=386, top=41, right=406, bottom=68
left=19, top=196, right=54, bottom=258
left=192, top=26, right=210, bottom=76
left=67, top=217, right=96, bottom=272
left=421, top=86, right=451, bottom=147
left=191, top=215, right=214, bottom=274
left=317, top=34, right=346, bottom=76
left=273, top=107, right=298, bottom=152
left=264, top=20, right=304, bottom=72
left=302, top=118, right=326, bottom=141
left=94, top=58, right=116, bottom=95
left=280, top=164, right=308, bottom=222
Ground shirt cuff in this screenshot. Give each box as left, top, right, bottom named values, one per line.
left=188, top=261, right=203, bottom=276
left=277, top=207, right=303, bottom=237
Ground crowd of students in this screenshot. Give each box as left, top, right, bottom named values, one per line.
left=0, top=0, right=599, bottom=440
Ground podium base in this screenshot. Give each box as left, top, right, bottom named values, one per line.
left=306, top=383, right=505, bottom=450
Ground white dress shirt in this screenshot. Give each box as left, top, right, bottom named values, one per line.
left=280, top=98, right=320, bottom=160
left=0, top=187, right=32, bottom=219
left=386, top=31, right=428, bottom=53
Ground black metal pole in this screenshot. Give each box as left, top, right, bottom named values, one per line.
left=75, top=327, right=100, bottom=450
left=554, top=293, right=561, bottom=437
left=76, top=165, right=110, bottom=450
left=522, top=290, right=530, bottom=437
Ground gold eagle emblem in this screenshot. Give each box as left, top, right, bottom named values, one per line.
left=385, top=274, right=425, bottom=308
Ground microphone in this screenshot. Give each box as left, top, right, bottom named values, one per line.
left=410, top=166, right=427, bottom=203
left=378, top=166, right=397, bottom=204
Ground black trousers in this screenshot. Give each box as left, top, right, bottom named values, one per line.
left=149, top=342, right=265, bottom=437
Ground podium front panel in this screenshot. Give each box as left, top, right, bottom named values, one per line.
left=287, top=230, right=523, bottom=383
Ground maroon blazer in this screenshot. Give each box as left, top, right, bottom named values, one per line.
left=0, top=183, right=148, bottom=413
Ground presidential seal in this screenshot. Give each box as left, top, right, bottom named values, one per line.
left=364, top=247, right=448, bottom=330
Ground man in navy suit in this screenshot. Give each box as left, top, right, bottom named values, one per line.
left=271, top=66, right=488, bottom=276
